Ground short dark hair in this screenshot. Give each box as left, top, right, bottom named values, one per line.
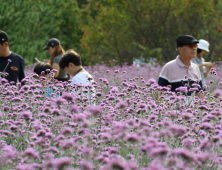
left=34, top=63, right=52, bottom=75
left=197, top=48, right=202, bottom=54
left=59, top=50, right=82, bottom=69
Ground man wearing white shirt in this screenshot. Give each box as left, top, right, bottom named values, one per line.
left=59, top=49, right=94, bottom=86
left=59, top=50, right=95, bottom=104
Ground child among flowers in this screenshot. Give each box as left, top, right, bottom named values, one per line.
left=33, top=62, right=59, bottom=98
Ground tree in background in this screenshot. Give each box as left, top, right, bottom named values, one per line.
left=1, top=0, right=222, bottom=66
left=0, top=0, right=81, bottom=65
left=79, top=0, right=222, bottom=65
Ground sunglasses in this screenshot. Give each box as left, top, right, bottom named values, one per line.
left=187, top=43, right=198, bottom=49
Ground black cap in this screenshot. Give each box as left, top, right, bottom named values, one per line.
left=43, top=38, right=61, bottom=50
left=176, top=35, right=199, bottom=48
left=0, top=30, right=8, bottom=44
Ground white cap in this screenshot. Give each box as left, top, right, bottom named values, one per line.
left=198, top=39, right=210, bottom=52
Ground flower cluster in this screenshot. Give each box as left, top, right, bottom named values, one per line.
left=0, top=62, right=221, bottom=169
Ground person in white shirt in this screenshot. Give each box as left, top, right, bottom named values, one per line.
left=191, top=39, right=214, bottom=87
left=59, top=49, right=95, bottom=104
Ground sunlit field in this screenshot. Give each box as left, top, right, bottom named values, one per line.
left=1, top=61, right=222, bottom=170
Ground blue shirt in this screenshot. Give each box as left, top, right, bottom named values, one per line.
left=191, top=57, right=206, bottom=86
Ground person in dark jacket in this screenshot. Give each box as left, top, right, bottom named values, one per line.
left=0, top=30, right=25, bottom=85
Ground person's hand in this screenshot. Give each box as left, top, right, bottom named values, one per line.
left=196, top=92, right=204, bottom=99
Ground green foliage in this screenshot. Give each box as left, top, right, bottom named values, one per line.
left=1, top=0, right=222, bottom=66
left=0, top=0, right=81, bottom=65
left=79, top=0, right=222, bottom=65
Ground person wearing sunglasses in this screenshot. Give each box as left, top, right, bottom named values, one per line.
left=157, top=35, right=203, bottom=98
left=191, top=39, right=214, bottom=88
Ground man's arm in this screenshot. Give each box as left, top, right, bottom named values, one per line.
left=199, top=62, right=214, bottom=77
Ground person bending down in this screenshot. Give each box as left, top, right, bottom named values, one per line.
left=33, top=63, right=59, bottom=98
left=59, top=50, right=94, bottom=87
left=59, top=50, right=95, bottom=104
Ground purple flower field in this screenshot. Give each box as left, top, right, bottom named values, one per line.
left=1, top=61, right=222, bottom=170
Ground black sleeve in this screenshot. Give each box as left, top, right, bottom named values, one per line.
left=19, top=58, right=25, bottom=82
left=158, top=77, right=169, bottom=87
left=199, top=80, right=205, bottom=91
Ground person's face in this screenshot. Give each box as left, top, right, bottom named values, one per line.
left=199, top=50, right=206, bottom=57
left=64, top=63, right=75, bottom=77
left=0, top=42, right=8, bottom=57
left=48, top=46, right=56, bottom=56
left=179, top=43, right=197, bottom=59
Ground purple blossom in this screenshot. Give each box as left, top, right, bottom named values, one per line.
left=2, top=145, right=17, bottom=159
left=53, top=98, right=67, bottom=105
left=198, top=105, right=209, bottom=111
left=176, top=86, right=188, bottom=93
left=173, top=148, right=194, bottom=161
left=200, top=122, right=214, bottom=130
left=199, top=137, right=211, bottom=150
left=53, top=157, right=73, bottom=170
left=78, top=159, right=94, bottom=170
left=149, top=147, right=168, bottom=158
left=124, top=132, right=139, bottom=142
left=213, top=89, right=222, bottom=98
left=115, top=100, right=127, bottom=109
left=88, top=105, right=102, bottom=116
left=181, top=112, right=193, bottom=119
left=146, top=78, right=156, bottom=86
left=61, top=127, right=74, bottom=135
left=21, top=111, right=33, bottom=120
left=62, top=93, right=76, bottom=102
left=22, top=148, right=39, bottom=159
left=109, top=87, right=119, bottom=93
left=182, top=138, right=196, bottom=149
left=70, top=105, right=79, bottom=113
left=170, top=124, right=187, bottom=137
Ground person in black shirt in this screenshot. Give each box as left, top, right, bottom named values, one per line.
left=0, top=30, right=25, bottom=84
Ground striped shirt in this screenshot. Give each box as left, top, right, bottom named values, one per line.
left=158, top=56, right=203, bottom=95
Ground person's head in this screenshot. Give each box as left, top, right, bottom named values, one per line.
left=43, top=38, right=65, bottom=65
left=176, top=35, right=199, bottom=59
left=197, top=39, right=210, bottom=57
left=59, top=50, right=82, bottom=76
left=0, top=30, right=10, bottom=57
left=34, top=62, right=52, bottom=76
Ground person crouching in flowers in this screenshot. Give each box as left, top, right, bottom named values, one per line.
left=33, top=63, right=59, bottom=98
left=59, top=50, right=95, bottom=104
